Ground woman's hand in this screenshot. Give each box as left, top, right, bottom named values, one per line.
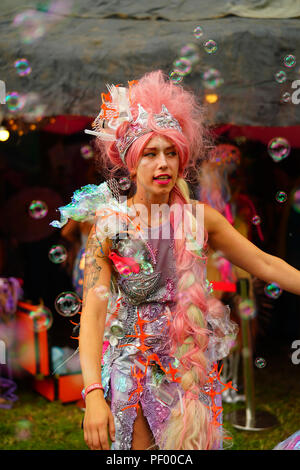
left=83, top=392, right=115, bottom=450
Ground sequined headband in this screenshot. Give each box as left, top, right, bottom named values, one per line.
left=84, top=83, right=182, bottom=163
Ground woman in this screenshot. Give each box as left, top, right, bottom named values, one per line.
left=51, top=71, right=300, bottom=450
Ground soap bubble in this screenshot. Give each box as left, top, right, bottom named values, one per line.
left=179, top=44, right=199, bottom=64
left=13, top=10, right=47, bottom=44
left=291, top=187, right=300, bottom=213
left=193, top=26, right=203, bottom=39
left=6, top=92, right=26, bottom=112
left=284, top=54, right=296, bottom=68
left=275, top=191, right=287, bottom=203
left=169, top=71, right=183, bottom=84
left=275, top=70, right=287, bottom=83
left=173, top=58, right=192, bottom=76
left=80, top=145, right=93, bottom=159
left=264, top=282, right=282, bottom=299
left=281, top=92, right=291, bottom=103
left=202, top=68, right=224, bottom=89
left=203, top=39, right=218, bottom=54
left=15, top=419, right=32, bottom=440
left=267, top=137, right=291, bottom=162
left=29, top=306, right=53, bottom=332
left=239, top=299, right=256, bottom=319
left=251, top=215, right=261, bottom=226
left=55, top=291, right=81, bottom=317
left=110, top=320, right=124, bottom=338
left=48, top=245, right=67, bottom=264
left=22, top=92, right=46, bottom=122
left=118, top=177, right=131, bottom=191
left=28, top=200, right=48, bottom=219
left=14, top=58, right=32, bottom=76
left=94, top=285, right=110, bottom=300
left=255, top=357, right=266, bottom=368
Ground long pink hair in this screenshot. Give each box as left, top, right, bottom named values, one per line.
left=97, top=71, right=227, bottom=449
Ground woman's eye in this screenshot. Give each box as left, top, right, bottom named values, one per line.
left=168, top=151, right=177, bottom=156
left=143, top=152, right=155, bottom=157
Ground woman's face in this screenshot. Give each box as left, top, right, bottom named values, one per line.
left=134, top=134, right=180, bottom=200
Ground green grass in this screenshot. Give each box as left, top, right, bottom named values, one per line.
left=1, top=344, right=299, bottom=450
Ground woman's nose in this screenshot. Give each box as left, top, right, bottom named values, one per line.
left=157, top=152, right=168, bottom=167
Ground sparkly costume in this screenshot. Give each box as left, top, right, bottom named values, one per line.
left=51, top=181, right=238, bottom=450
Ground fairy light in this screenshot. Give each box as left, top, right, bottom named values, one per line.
left=205, top=93, right=218, bottom=104
left=0, top=126, right=10, bottom=141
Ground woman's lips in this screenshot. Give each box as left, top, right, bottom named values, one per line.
left=153, top=177, right=171, bottom=185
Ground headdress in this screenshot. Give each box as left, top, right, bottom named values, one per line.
left=84, top=82, right=182, bottom=163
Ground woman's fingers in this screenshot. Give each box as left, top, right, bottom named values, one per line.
left=108, top=412, right=116, bottom=443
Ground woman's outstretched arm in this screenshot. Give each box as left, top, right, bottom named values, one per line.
left=79, top=225, right=115, bottom=450
left=204, top=204, right=300, bottom=296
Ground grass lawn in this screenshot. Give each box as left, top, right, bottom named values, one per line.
left=1, top=342, right=299, bottom=450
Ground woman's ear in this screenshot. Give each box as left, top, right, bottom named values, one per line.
left=130, top=170, right=137, bottom=180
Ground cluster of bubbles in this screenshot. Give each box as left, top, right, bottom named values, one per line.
left=28, top=200, right=48, bottom=219
left=6, top=91, right=46, bottom=121
left=54, top=291, right=81, bottom=317
left=29, top=306, right=53, bottom=332
left=255, top=357, right=266, bottom=369
left=48, top=245, right=67, bottom=264
left=193, top=26, right=218, bottom=54
left=264, top=282, right=282, bottom=299
left=275, top=191, right=287, bottom=203
left=274, top=54, right=296, bottom=103
left=267, top=137, right=291, bottom=162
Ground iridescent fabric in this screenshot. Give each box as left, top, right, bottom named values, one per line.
left=102, top=221, right=222, bottom=450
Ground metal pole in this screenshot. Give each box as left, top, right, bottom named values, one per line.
left=226, top=278, right=279, bottom=431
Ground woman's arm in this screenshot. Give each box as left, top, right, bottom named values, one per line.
left=204, top=204, right=300, bottom=296
left=79, top=225, right=115, bottom=450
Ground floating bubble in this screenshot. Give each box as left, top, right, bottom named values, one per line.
left=110, top=320, right=124, bottom=338
left=94, top=285, right=110, bottom=300
left=55, top=291, right=81, bottom=317
left=29, top=306, right=53, bottom=332
left=28, top=200, right=48, bottom=219
left=251, top=215, right=261, bottom=226
left=193, top=26, right=203, bottom=39
left=267, top=137, right=291, bottom=162
left=48, top=245, right=67, bottom=264
left=203, top=39, right=218, bottom=54
left=179, top=44, right=199, bottom=64
left=14, top=58, right=32, bottom=76
left=264, top=282, right=282, bottom=299
left=275, top=70, right=287, bottom=83
left=21, top=92, right=46, bottom=122
left=6, top=92, right=26, bottom=112
left=118, top=177, right=131, bottom=191
left=80, top=145, right=93, bottom=159
left=239, top=299, right=256, bottom=319
left=15, top=419, right=32, bottom=440
left=255, top=357, right=266, bottom=368
left=169, top=71, right=183, bottom=84
left=276, top=191, right=287, bottom=203
left=284, top=54, right=296, bottom=68
left=13, top=10, right=47, bottom=44
left=291, top=188, right=300, bottom=213
left=281, top=92, right=291, bottom=103
left=202, top=68, right=224, bottom=89
left=173, top=58, right=192, bottom=76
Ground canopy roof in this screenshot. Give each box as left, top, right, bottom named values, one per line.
left=1, top=0, right=300, bottom=126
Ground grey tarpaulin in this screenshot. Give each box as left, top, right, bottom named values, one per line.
left=1, top=0, right=300, bottom=126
